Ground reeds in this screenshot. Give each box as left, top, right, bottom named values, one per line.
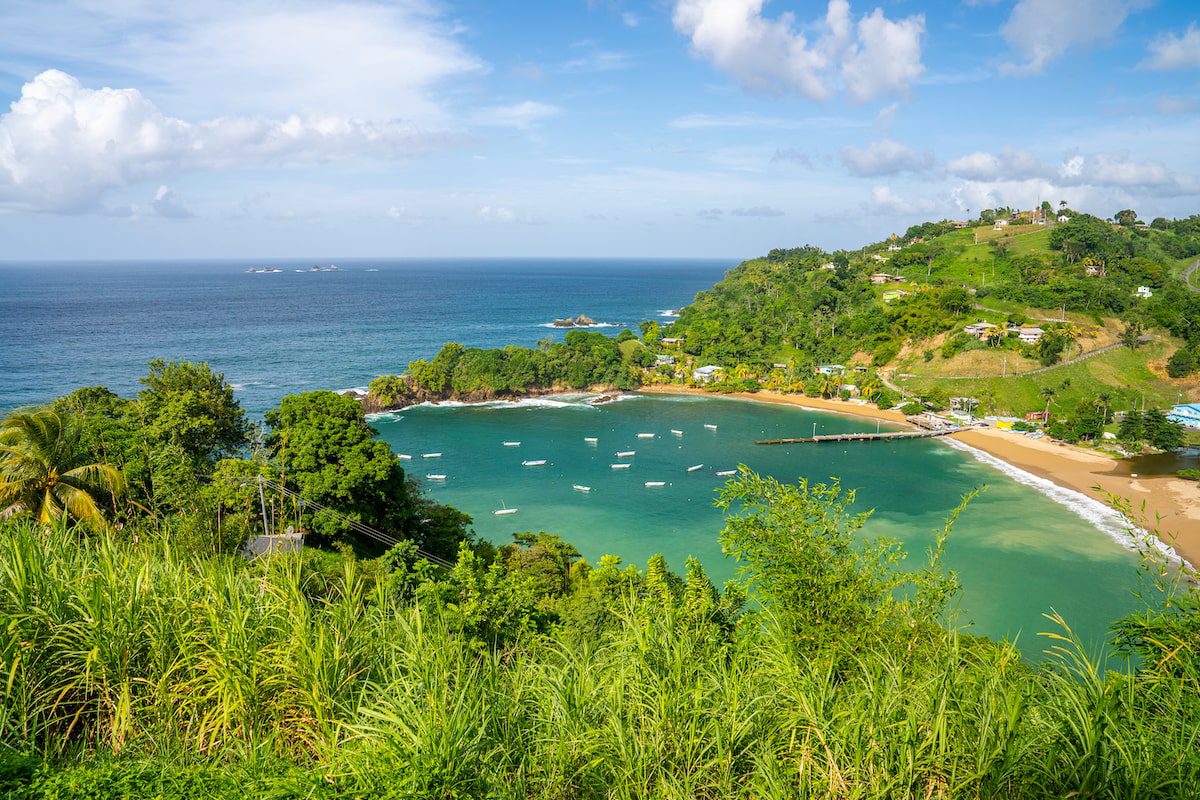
left=2, top=521, right=1198, bottom=798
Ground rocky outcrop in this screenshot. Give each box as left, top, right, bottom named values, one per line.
left=550, top=314, right=598, bottom=328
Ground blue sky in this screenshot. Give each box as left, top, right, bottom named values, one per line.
left=1, top=0, right=1198, bottom=260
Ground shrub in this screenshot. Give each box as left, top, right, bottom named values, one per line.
left=1166, top=347, right=1197, bottom=378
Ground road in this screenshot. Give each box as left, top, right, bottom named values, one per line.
left=1184, top=258, right=1200, bottom=293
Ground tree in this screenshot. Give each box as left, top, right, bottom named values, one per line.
left=138, top=360, right=249, bottom=469
left=1118, top=410, right=1143, bottom=443
left=1115, top=209, right=1138, bottom=227
left=1040, top=386, right=1056, bottom=422
left=1166, top=348, right=1197, bottom=378
left=1143, top=409, right=1185, bottom=451
left=638, top=320, right=661, bottom=345
left=0, top=407, right=125, bottom=529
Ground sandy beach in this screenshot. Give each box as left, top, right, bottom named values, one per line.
left=640, top=385, right=1200, bottom=566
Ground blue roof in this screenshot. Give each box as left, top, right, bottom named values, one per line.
left=1171, top=404, right=1200, bottom=413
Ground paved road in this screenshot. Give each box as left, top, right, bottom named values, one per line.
left=1183, top=258, right=1200, bottom=292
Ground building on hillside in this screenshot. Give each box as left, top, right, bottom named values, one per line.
left=1135, top=286, right=1153, bottom=299
left=655, top=354, right=675, bottom=366
left=887, top=244, right=902, bottom=252
left=1025, top=411, right=1049, bottom=422
left=692, top=365, right=722, bottom=383
left=882, top=289, right=910, bottom=303
left=661, top=337, right=682, bottom=346
left=1167, top=404, right=1200, bottom=428
left=963, top=322, right=998, bottom=339
left=815, top=364, right=845, bottom=375
left=839, top=383, right=859, bottom=397
left=870, top=273, right=904, bottom=284
left=909, top=236, right=926, bottom=243
left=1084, top=264, right=1106, bottom=277
left=871, top=253, right=887, bottom=262
left=952, top=220, right=970, bottom=229
left=994, top=218, right=1009, bottom=228
left=818, top=262, right=836, bottom=270
left=1008, top=325, right=1045, bottom=344
left=1058, top=214, right=1070, bottom=223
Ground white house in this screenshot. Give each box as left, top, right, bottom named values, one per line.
left=882, top=289, right=910, bottom=303
left=994, top=218, right=1009, bottom=228
left=964, top=322, right=998, bottom=339
left=1008, top=325, right=1045, bottom=344
left=1167, top=404, right=1200, bottom=429
left=818, top=262, right=837, bottom=271
left=693, top=365, right=722, bottom=383
left=815, top=364, right=846, bottom=375
left=1058, top=214, right=1070, bottom=223
left=1135, top=286, right=1153, bottom=299
left=887, top=244, right=902, bottom=252
left=662, top=337, right=683, bottom=346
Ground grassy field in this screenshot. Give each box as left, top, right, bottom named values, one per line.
left=896, top=339, right=1188, bottom=415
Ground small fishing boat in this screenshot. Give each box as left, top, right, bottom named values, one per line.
left=637, top=433, right=655, bottom=439
left=398, top=454, right=412, bottom=460
left=426, top=474, right=447, bottom=480
left=584, top=437, right=598, bottom=443
left=502, top=441, right=521, bottom=446
left=572, top=484, right=591, bottom=493
left=611, top=463, right=632, bottom=469
left=616, top=450, right=636, bottom=457
left=671, top=429, right=684, bottom=436
left=716, top=470, right=736, bottom=476
left=522, top=459, right=546, bottom=466
left=644, top=481, right=666, bottom=487
left=687, top=464, right=704, bottom=472
left=704, top=424, right=718, bottom=431
left=423, top=452, right=443, bottom=458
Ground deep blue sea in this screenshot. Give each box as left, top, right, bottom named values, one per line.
left=0, top=257, right=1154, bottom=655
left=0, top=258, right=727, bottom=414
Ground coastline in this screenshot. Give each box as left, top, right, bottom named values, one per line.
left=639, top=385, right=1200, bottom=566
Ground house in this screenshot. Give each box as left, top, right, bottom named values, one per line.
left=1058, top=214, right=1070, bottom=223
left=994, top=218, right=1009, bottom=228
left=1008, top=325, right=1044, bottom=344
left=871, top=253, right=888, bottom=262
left=818, top=262, right=837, bottom=271
left=661, top=337, right=683, bottom=346
left=1167, top=404, right=1200, bottom=429
left=987, top=416, right=1024, bottom=431
left=949, top=397, right=979, bottom=412
left=963, top=322, right=998, bottom=339
left=882, top=289, right=910, bottom=303
left=887, top=244, right=902, bottom=252
left=772, top=363, right=787, bottom=370
left=1084, top=264, right=1106, bottom=277
left=815, top=364, right=846, bottom=375
left=909, top=236, right=926, bottom=244
left=692, top=365, right=722, bottom=383
left=839, top=383, right=859, bottom=397
left=1025, top=411, right=1049, bottom=422
left=870, top=273, right=903, bottom=284
left=654, top=354, right=675, bottom=366
left=952, top=220, right=970, bottom=229
left=1135, top=286, right=1153, bottom=299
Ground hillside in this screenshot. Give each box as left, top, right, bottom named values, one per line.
left=659, top=211, right=1200, bottom=423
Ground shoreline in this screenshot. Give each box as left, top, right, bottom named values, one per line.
left=639, top=385, right=1200, bottom=566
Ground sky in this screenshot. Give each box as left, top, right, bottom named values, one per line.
left=1, top=0, right=1199, bottom=260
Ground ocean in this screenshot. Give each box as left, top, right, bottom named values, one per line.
left=0, top=258, right=1151, bottom=656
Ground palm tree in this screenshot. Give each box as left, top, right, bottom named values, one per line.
left=1040, top=386, right=1056, bottom=422
left=1096, top=392, right=1112, bottom=425
left=859, top=374, right=882, bottom=400
left=0, top=407, right=125, bottom=529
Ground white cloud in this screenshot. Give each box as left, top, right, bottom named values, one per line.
left=1141, top=23, right=1200, bottom=71
left=731, top=205, right=785, bottom=217
left=671, top=0, right=925, bottom=102
left=944, top=148, right=1046, bottom=180
left=621, top=11, right=641, bottom=28
left=863, top=184, right=932, bottom=215
left=477, top=205, right=518, bottom=223
left=999, top=0, right=1149, bottom=76
left=0, top=1, right=481, bottom=121
left=471, top=101, right=561, bottom=129
left=1156, top=95, right=1198, bottom=115
left=0, top=70, right=452, bottom=213
left=770, top=147, right=813, bottom=166
left=840, top=138, right=934, bottom=176
left=150, top=185, right=193, bottom=219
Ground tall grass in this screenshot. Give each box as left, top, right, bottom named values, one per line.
left=1, top=522, right=1198, bottom=798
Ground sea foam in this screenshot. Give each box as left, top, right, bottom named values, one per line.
left=941, top=438, right=1186, bottom=567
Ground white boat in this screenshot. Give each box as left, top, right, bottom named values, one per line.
left=687, top=464, right=704, bottom=472
left=637, top=433, right=655, bottom=439
left=494, top=505, right=518, bottom=516
left=644, top=481, right=666, bottom=487
left=426, top=474, right=447, bottom=480
left=573, top=484, right=591, bottom=493
left=522, top=459, right=546, bottom=466
left=716, top=470, right=736, bottom=476
left=616, top=450, right=636, bottom=457
left=398, top=454, right=412, bottom=460
left=671, top=429, right=684, bottom=436
left=704, top=424, right=718, bottom=431
left=611, top=463, right=632, bottom=469
left=502, top=441, right=521, bottom=447
left=584, top=437, right=598, bottom=443
left=423, top=452, right=443, bottom=458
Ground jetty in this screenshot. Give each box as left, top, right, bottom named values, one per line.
left=756, top=417, right=980, bottom=445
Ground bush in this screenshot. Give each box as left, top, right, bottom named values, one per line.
left=1179, top=469, right=1200, bottom=481
left=1167, top=347, right=1197, bottom=378
left=900, top=401, right=925, bottom=415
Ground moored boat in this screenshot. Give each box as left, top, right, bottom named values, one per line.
left=716, top=469, right=736, bottom=476
left=610, top=463, right=631, bottom=469
left=522, top=459, right=546, bottom=466
left=584, top=437, right=598, bottom=443
left=426, top=474, right=447, bottom=480
left=644, top=481, right=666, bottom=487
left=637, top=433, right=655, bottom=438
left=423, top=452, right=442, bottom=458
left=502, top=441, right=521, bottom=446
left=687, top=464, right=704, bottom=472
left=616, top=450, right=635, bottom=457
left=572, top=484, right=591, bottom=493
left=704, top=424, right=718, bottom=430
left=671, top=429, right=684, bottom=436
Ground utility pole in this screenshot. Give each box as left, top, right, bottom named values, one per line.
left=257, top=475, right=271, bottom=537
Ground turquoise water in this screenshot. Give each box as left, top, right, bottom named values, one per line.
left=375, top=393, right=1148, bottom=657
